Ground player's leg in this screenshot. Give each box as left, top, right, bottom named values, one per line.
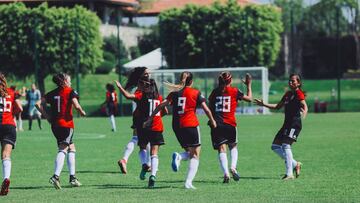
left=218, top=144, right=230, bottom=183
left=67, top=143, right=81, bottom=187
left=184, top=127, right=201, bottom=189
left=118, top=129, right=138, bottom=174
left=281, top=138, right=296, bottom=180
left=171, top=128, right=189, bottom=172
left=28, top=108, right=33, bottom=130
left=148, top=131, right=165, bottom=188
left=138, top=129, right=150, bottom=180
left=18, top=112, right=23, bottom=131
left=36, top=112, right=42, bottom=130
left=50, top=143, right=68, bottom=189
left=1, top=144, right=13, bottom=196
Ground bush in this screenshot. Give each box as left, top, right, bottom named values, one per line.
left=95, top=61, right=115, bottom=74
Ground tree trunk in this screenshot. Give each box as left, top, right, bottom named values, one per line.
left=37, top=76, right=46, bottom=96
left=353, top=33, right=360, bottom=70
left=284, top=33, right=290, bottom=77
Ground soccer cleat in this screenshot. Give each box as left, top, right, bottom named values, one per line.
left=171, top=152, right=181, bottom=172
left=148, top=175, right=156, bottom=188
left=69, top=176, right=82, bottom=187
left=185, top=182, right=196, bottom=190
left=139, top=164, right=150, bottom=180
left=294, top=162, right=302, bottom=178
left=223, top=175, right=230, bottom=184
left=230, top=169, right=240, bottom=181
left=49, top=175, right=62, bottom=189
left=282, top=175, right=295, bottom=180
left=0, top=178, right=10, bottom=196
left=118, top=159, right=127, bottom=174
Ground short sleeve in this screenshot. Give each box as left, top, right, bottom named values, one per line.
left=196, top=92, right=206, bottom=105
left=237, top=89, right=244, bottom=101
left=296, top=90, right=305, bottom=101
left=70, top=89, right=79, bottom=100
left=166, top=92, right=174, bottom=105
left=134, top=90, right=143, bottom=101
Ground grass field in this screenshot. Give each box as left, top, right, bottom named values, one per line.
left=2, top=113, right=360, bottom=202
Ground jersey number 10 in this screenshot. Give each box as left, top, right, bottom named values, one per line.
left=148, top=99, right=160, bottom=116
left=0, top=97, right=11, bottom=113
left=215, top=96, right=231, bottom=112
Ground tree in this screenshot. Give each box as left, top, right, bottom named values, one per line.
left=158, top=1, right=283, bottom=69
left=0, top=3, right=103, bottom=93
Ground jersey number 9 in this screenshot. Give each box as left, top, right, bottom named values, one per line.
left=178, top=97, right=186, bottom=114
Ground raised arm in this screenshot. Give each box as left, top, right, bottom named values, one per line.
left=114, top=80, right=136, bottom=100
left=254, top=98, right=284, bottom=110
left=242, top=73, right=252, bottom=102
left=201, top=102, right=217, bottom=129
left=72, top=98, right=86, bottom=116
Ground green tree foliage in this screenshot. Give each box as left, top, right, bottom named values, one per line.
left=102, top=35, right=128, bottom=63
left=138, top=26, right=160, bottom=55
left=0, top=3, right=102, bottom=92
left=158, top=1, right=283, bottom=68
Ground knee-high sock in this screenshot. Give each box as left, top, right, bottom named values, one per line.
left=218, top=152, right=229, bottom=176
left=29, top=117, right=33, bottom=129
left=54, top=150, right=67, bottom=177
left=185, top=158, right=199, bottom=185
left=2, top=158, right=11, bottom=180
left=123, top=136, right=137, bottom=161
left=230, top=147, right=238, bottom=170
left=272, top=144, right=297, bottom=168
left=146, top=143, right=151, bottom=166
left=139, top=149, right=147, bottom=165
left=109, top=115, right=116, bottom=131
left=37, top=117, right=42, bottom=129
left=282, top=144, right=294, bottom=176
left=180, top=151, right=190, bottom=161
left=18, top=118, right=23, bottom=130
left=151, top=155, right=159, bottom=176
left=67, top=151, right=76, bottom=176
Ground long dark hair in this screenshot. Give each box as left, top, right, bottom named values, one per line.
left=142, top=78, right=159, bottom=99
left=0, top=73, right=8, bottom=97
left=125, top=67, right=148, bottom=90
left=53, top=73, right=69, bottom=88
left=217, top=71, right=232, bottom=92
left=106, top=83, right=115, bottom=92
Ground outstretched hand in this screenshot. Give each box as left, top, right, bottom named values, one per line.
left=242, top=73, right=252, bottom=86
left=254, top=98, right=264, bottom=106
left=79, top=110, right=86, bottom=117
left=143, top=117, right=153, bottom=128
left=114, top=80, right=122, bottom=89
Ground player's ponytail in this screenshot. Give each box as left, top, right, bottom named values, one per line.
left=0, top=72, right=8, bottom=97
left=163, top=71, right=193, bottom=92
left=218, top=72, right=232, bottom=93
left=53, top=73, right=68, bottom=88
left=125, top=67, right=148, bottom=90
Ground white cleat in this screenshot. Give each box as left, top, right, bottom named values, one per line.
left=185, top=182, right=196, bottom=189
left=171, top=152, right=181, bottom=172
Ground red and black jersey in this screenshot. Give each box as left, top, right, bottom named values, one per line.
left=0, top=88, right=16, bottom=126
left=166, top=87, right=206, bottom=129
left=208, top=86, right=244, bottom=127
left=106, top=91, right=118, bottom=105
left=45, top=87, right=79, bottom=128
left=282, top=89, right=305, bottom=125
left=133, top=91, right=163, bottom=132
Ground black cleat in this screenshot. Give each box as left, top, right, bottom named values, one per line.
left=49, top=175, right=61, bottom=189
left=148, top=175, right=156, bottom=188
left=223, top=175, right=230, bottom=183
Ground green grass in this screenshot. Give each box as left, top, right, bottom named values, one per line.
left=3, top=113, right=360, bottom=202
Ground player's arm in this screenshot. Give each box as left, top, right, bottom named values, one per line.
left=35, top=98, right=50, bottom=122
left=300, top=100, right=308, bottom=119
left=114, top=80, right=136, bottom=100
left=144, top=100, right=170, bottom=127
left=72, top=98, right=86, bottom=116
left=242, top=73, right=253, bottom=102
left=161, top=106, right=169, bottom=117
left=201, top=102, right=217, bottom=129
left=14, top=99, right=23, bottom=112
left=254, top=98, right=284, bottom=110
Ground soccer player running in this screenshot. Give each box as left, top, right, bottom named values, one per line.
left=36, top=73, right=86, bottom=189
left=26, top=83, right=42, bottom=130
left=208, top=72, right=252, bottom=183
left=116, top=67, right=151, bottom=175
left=115, top=78, right=167, bottom=188
left=0, top=73, right=23, bottom=196
left=255, top=74, right=308, bottom=180
left=103, top=83, right=118, bottom=132
left=144, top=71, right=217, bottom=189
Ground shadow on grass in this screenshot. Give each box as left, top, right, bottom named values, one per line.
left=239, top=176, right=278, bottom=180
left=77, top=170, right=119, bottom=174
left=12, top=186, right=54, bottom=190
left=92, top=184, right=174, bottom=190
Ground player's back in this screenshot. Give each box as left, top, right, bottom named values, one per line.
left=45, top=87, right=78, bottom=128
left=0, top=88, right=16, bottom=126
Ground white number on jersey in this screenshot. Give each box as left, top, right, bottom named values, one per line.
left=54, top=96, right=61, bottom=113
left=215, top=96, right=231, bottom=112
left=0, top=97, right=12, bottom=113
left=178, top=97, right=186, bottom=114
left=148, top=99, right=161, bottom=116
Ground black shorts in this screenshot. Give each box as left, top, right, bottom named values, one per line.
left=173, top=126, right=201, bottom=148
left=106, top=103, right=116, bottom=116
left=51, top=126, right=74, bottom=146
left=131, top=116, right=137, bottom=129
left=274, top=126, right=302, bottom=142
left=0, top=125, right=16, bottom=149
left=211, top=124, right=237, bottom=149
left=137, top=127, right=165, bottom=146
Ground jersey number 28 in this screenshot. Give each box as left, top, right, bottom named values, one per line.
left=215, top=96, right=231, bottom=112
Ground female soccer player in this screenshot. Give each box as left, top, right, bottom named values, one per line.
left=116, top=67, right=151, bottom=175
left=115, top=78, right=167, bottom=188
left=36, top=73, right=86, bottom=189
left=255, top=74, right=308, bottom=180
left=0, top=73, right=23, bottom=196
left=208, top=72, right=252, bottom=183
left=144, top=71, right=217, bottom=189
left=10, top=86, right=26, bottom=131
left=103, top=83, right=117, bottom=132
